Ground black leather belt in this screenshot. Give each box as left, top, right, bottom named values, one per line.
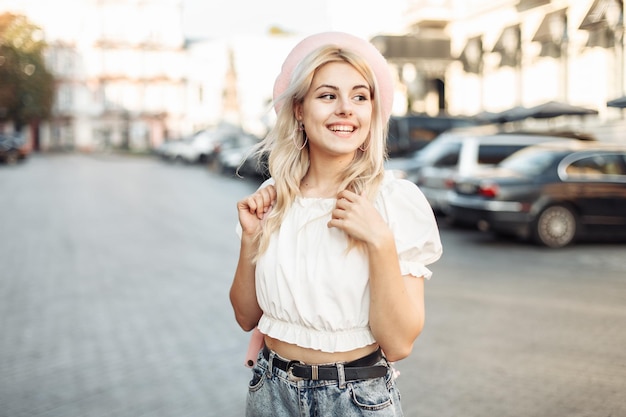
left=262, top=346, right=387, bottom=381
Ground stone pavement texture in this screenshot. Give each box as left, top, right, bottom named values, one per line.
left=0, top=154, right=253, bottom=417
left=1, top=154, right=625, bottom=417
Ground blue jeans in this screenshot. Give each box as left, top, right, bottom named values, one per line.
left=245, top=348, right=404, bottom=417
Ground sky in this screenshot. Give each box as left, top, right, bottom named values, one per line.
left=0, top=0, right=407, bottom=41
left=180, top=0, right=407, bottom=40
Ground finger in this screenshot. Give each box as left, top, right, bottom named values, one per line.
left=327, top=217, right=342, bottom=229
left=260, top=189, right=273, bottom=212
left=266, top=184, right=277, bottom=201
left=337, top=189, right=358, bottom=202
left=260, top=185, right=277, bottom=207
left=257, top=191, right=274, bottom=217
left=252, top=194, right=267, bottom=219
left=335, top=197, right=348, bottom=210
left=331, top=207, right=345, bottom=220
left=243, top=196, right=259, bottom=215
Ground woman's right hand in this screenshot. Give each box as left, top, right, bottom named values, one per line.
left=237, top=184, right=277, bottom=235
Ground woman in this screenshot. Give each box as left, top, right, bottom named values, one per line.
left=230, top=32, right=442, bottom=416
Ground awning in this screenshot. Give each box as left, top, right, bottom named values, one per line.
left=458, top=36, right=484, bottom=74
left=492, top=24, right=522, bottom=67
left=517, top=0, right=551, bottom=12
left=579, top=0, right=623, bottom=47
left=532, top=9, right=568, bottom=58
left=579, top=0, right=622, bottom=31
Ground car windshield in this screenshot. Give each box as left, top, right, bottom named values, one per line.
left=412, top=139, right=462, bottom=164
left=499, top=147, right=557, bottom=176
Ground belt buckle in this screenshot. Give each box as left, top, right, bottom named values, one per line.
left=286, top=360, right=305, bottom=381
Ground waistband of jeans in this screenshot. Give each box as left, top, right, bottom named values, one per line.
left=262, top=346, right=387, bottom=382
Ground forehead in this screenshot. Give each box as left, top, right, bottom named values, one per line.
left=311, top=61, right=370, bottom=87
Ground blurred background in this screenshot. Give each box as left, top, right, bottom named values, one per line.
left=1, top=1, right=625, bottom=417
left=0, top=0, right=624, bottom=152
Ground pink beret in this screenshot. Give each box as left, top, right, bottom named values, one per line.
left=272, top=32, right=394, bottom=123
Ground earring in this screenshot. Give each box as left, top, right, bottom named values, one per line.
left=294, top=122, right=308, bottom=150
left=359, top=141, right=370, bottom=152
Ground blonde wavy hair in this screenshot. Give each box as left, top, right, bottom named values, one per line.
left=247, top=45, right=389, bottom=258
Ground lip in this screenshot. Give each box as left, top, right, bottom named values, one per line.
left=327, top=123, right=357, bottom=134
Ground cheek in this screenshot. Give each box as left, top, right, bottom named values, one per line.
left=358, top=108, right=373, bottom=128
left=304, top=107, right=329, bottom=125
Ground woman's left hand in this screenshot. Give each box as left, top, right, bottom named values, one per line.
left=328, top=189, right=390, bottom=245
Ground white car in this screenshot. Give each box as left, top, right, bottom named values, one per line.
left=161, top=124, right=243, bottom=164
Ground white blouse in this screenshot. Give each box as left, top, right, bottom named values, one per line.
left=238, top=171, right=442, bottom=353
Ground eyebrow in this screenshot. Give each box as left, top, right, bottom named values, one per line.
left=314, top=84, right=370, bottom=92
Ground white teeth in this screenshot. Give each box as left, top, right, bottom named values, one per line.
left=330, top=125, right=354, bottom=132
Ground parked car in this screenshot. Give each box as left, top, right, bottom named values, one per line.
left=154, top=139, right=181, bottom=160
left=386, top=114, right=480, bottom=157
left=215, top=132, right=263, bottom=175
left=0, top=133, right=30, bottom=164
left=386, top=130, right=591, bottom=214
left=237, top=148, right=270, bottom=179
left=447, top=141, right=626, bottom=248
left=159, top=123, right=244, bottom=164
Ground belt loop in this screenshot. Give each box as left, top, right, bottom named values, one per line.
left=311, top=365, right=319, bottom=381
left=336, top=362, right=346, bottom=389
left=267, top=350, right=276, bottom=377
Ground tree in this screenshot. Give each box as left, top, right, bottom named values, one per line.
left=0, top=12, right=54, bottom=132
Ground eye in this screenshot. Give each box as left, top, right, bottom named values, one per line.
left=353, top=88, right=371, bottom=102
left=318, top=93, right=336, bottom=100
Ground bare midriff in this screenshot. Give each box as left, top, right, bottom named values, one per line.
left=264, top=335, right=379, bottom=365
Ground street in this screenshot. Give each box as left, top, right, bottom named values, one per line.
left=1, top=153, right=625, bottom=417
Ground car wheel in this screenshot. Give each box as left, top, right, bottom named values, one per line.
left=533, top=204, right=578, bottom=248
left=4, top=150, right=19, bottom=165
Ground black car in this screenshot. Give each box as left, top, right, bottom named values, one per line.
left=447, top=141, right=626, bottom=248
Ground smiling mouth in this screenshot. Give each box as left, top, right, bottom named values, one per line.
left=328, top=125, right=355, bottom=133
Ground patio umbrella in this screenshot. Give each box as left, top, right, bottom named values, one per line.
left=488, top=105, right=532, bottom=123
left=524, top=100, right=598, bottom=119
left=471, top=110, right=500, bottom=124
left=607, top=96, right=626, bottom=108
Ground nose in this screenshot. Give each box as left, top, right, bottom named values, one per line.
left=336, top=96, right=353, bottom=116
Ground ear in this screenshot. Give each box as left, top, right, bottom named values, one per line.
left=293, top=102, right=303, bottom=121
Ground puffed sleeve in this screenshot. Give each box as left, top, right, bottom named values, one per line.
left=235, top=178, right=275, bottom=239
left=376, top=172, right=443, bottom=279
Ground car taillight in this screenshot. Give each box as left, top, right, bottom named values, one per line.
left=444, top=177, right=455, bottom=189
left=478, top=182, right=499, bottom=198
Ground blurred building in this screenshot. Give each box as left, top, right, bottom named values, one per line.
left=377, top=0, right=625, bottom=141
left=2, top=0, right=624, bottom=150
left=1, top=0, right=193, bottom=151
left=0, top=0, right=304, bottom=151
left=185, top=33, right=300, bottom=139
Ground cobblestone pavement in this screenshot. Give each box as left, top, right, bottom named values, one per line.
left=1, top=154, right=625, bottom=417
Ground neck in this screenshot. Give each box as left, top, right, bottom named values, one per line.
left=300, top=150, right=356, bottom=198
left=300, top=163, right=346, bottom=199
